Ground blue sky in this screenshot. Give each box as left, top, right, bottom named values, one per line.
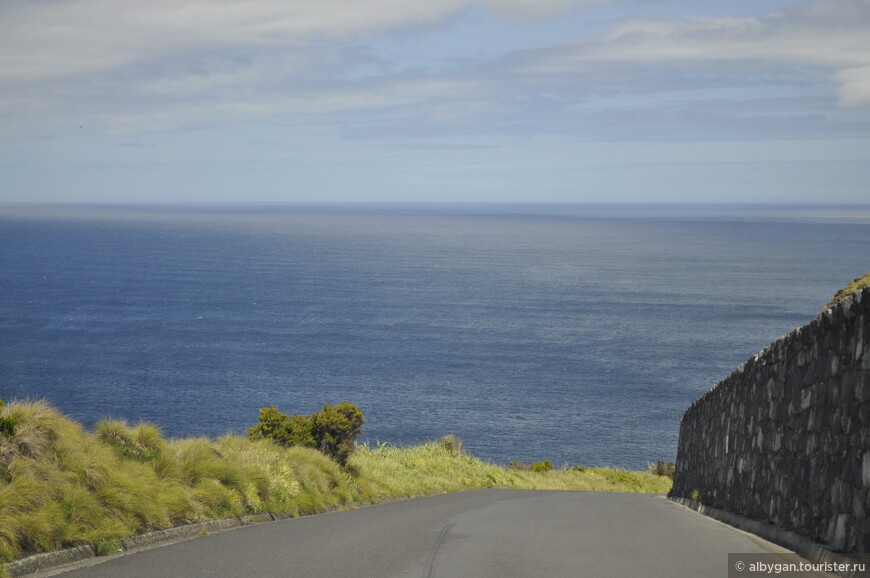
left=1, top=0, right=869, bottom=203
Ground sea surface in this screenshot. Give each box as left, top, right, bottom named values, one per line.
left=1, top=203, right=868, bottom=470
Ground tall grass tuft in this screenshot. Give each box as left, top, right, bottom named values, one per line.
left=0, top=400, right=76, bottom=463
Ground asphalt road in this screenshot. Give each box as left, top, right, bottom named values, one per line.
left=46, top=490, right=794, bottom=578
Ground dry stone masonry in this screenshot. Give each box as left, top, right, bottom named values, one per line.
left=671, top=286, right=870, bottom=553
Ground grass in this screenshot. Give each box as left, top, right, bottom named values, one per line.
left=825, top=271, right=870, bottom=310
left=0, top=400, right=671, bottom=568
left=351, top=436, right=672, bottom=496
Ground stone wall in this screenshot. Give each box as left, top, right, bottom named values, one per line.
left=671, top=286, right=870, bottom=553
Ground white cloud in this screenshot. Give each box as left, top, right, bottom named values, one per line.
left=0, top=0, right=609, bottom=137
left=64, top=70, right=485, bottom=135
left=2, top=0, right=869, bottom=142
left=836, top=67, right=870, bottom=107
left=483, top=0, right=606, bottom=19
left=0, top=0, right=602, bottom=85
left=515, top=0, right=870, bottom=107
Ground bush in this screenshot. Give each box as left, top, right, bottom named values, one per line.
left=648, top=460, right=676, bottom=480
left=246, top=407, right=316, bottom=449
left=507, top=460, right=526, bottom=471
left=309, top=402, right=365, bottom=466
left=247, top=402, right=364, bottom=466
left=529, top=460, right=554, bottom=473
left=245, top=406, right=289, bottom=442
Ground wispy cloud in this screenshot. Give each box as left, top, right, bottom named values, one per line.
left=513, top=0, right=870, bottom=106
left=0, top=0, right=604, bottom=136
left=1, top=0, right=869, bottom=143
left=0, top=0, right=603, bottom=84
left=835, top=66, right=870, bottom=107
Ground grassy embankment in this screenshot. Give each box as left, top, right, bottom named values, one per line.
left=0, top=399, right=671, bottom=573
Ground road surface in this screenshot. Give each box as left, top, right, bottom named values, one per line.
left=44, top=490, right=796, bottom=578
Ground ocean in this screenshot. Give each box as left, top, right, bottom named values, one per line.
left=1, top=203, right=868, bottom=470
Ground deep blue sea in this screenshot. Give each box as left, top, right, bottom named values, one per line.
left=1, top=204, right=868, bottom=469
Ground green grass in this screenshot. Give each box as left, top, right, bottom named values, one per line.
left=825, top=271, right=870, bottom=310
left=0, top=400, right=671, bottom=566
left=350, top=437, right=671, bottom=496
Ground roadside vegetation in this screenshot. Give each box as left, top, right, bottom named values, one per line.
left=0, top=398, right=672, bottom=571
left=354, top=436, right=671, bottom=496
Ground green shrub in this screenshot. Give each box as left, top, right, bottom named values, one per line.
left=507, top=460, right=526, bottom=471
left=529, top=460, right=554, bottom=473
left=245, top=406, right=287, bottom=441
left=247, top=402, right=364, bottom=466
left=648, top=460, right=676, bottom=480
left=572, top=465, right=586, bottom=473
left=310, top=402, right=365, bottom=466
left=245, top=407, right=314, bottom=448
left=247, top=407, right=317, bottom=449
left=286, top=415, right=317, bottom=448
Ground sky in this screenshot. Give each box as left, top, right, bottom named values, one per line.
left=1, top=0, right=869, bottom=204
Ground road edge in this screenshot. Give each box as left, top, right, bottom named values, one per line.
left=667, top=497, right=864, bottom=578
